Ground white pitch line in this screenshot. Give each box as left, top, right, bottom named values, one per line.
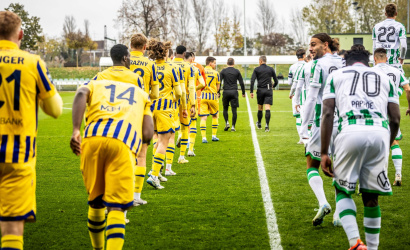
left=245, top=94, right=282, bottom=250
left=237, top=111, right=292, bottom=113
left=63, top=107, right=72, bottom=109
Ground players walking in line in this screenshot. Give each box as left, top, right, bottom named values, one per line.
left=185, top=52, right=206, bottom=156
left=250, top=56, right=279, bottom=132
left=373, top=3, right=407, bottom=73
left=146, top=39, right=182, bottom=188
left=173, top=45, right=196, bottom=164
left=200, top=57, right=221, bottom=142
left=220, top=58, right=245, bottom=132
left=289, top=49, right=306, bottom=141
left=70, top=44, right=154, bottom=250
left=300, top=33, right=343, bottom=226
left=320, top=47, right=401, bottom=250
left=0, top=11, right=63, bottom=250
left=373, top=48, right=410, bottom=186
left=129, top=33, right=159, bottom=206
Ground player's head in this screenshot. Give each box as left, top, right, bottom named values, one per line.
left=206, top=56, right=216, bottom=69
left=184, top=51, right=192, bottom=62
left=227, top=58, right=235, bottom=66
left=147, top=38, right=172, bottom=60
left=296, top=49, right=306, bottom=60
left=385, top=3, right=397, bottom=18
left=338, top=49, right=347, bottom=58
left=305, top=52, right=312, bottom=62
left=130, top=33, right=147, bottom=51
left=373, top=48, right=388, bottom=65
left=191, top=52, right=196, bottom=60
left=344, top=46, right=371, bottom=66
left=0, top=11, right=23, bottom=47
left=259, top=55, right=267, bottom=65
left=309, top=33, right=336, bottom=60
left=110, top=44, right=130, bottom=68
left=176, top=45, right=187, bottom=57
left=168, top=48, right=174, bottom=60
left=331, top=38, right=340, bottom=54
left=351, top=44, right=365, bottom=51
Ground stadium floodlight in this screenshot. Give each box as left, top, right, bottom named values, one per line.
left=352, top=2, right=362, bottom=33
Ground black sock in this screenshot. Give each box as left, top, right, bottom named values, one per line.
left=232, top=107, right=237, bottom=127
left=223, top=107, right=229, bottom=125
left=257, top=110, right=262, bottom=124
left=265, top=110, right=271, bottom=126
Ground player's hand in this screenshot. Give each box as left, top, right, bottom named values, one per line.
left=183, top=109, right=188, bottom=118
left=190, top=106, right=196, bottom=117
left=217, top=93, right=220, bottom=98
left=250, top=93, right=254, bottom=99
left=399, top=58, right=404, bottom=65
left=295, top=105, right=300, bottom=112
left=242, top=94, right=245, bottom=98
left=406, top=108, right=410, bottom=117
left=70, top=129, right=82, bottom=156
left=320, top=154, right=334, bottom=177
left=289, top=95, right=293, bottom=99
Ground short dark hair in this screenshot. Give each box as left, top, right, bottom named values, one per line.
left=206, top=56, right=216, bottom=65
left=184, top=51, right=192, bottom=60
left=351, top=44, right=365, bottom=51
left=259, top=55, right=267, bottom=63
left=176, top=45, right=186, bottom=54
left=386, top=3, right=397, bottom=17
left=345, top=46, right=371, bottom=66
left=338, top=49, right=347, bottom=57
left=374, top=48, right=387, bottom=60
left=296, top=49, right=306, bottom=59
left=191, top=52, right=196, bottom=58
left=110, top=44, right=129, bottom=64
left=227, top=58, right=234, bottom=66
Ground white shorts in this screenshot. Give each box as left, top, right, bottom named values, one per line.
left=292, top=97, right=299, bottom=117
left=333, top=125, right=392, bottom=195
left=395, top=128, right=402, bottom=140
left=329, top=126, right=338, bottom=157
left=305, top=124, right=321, bottom=161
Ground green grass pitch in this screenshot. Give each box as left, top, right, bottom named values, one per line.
left=24, top=90, right=410, bottom=249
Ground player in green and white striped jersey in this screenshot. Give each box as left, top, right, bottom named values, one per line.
left=374, top=48, right=410, bottom=186
left=321, top=47, right=400, bottom=250
left=373, top=3, right=407, bottom=73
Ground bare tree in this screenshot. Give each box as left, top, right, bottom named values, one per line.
left=63, top=15, right=76, bottom=37
left=156, top=0, right=174, bottom=40
left=290, top=7, right=307, bottom=45
left=173, top=0, right=192, bottom=46
left=257, top=0, right=276, bottom=35
left=191, top=0, right=210, bottom=54
left=212, top=0, right=226, bottom=54
left=84, top=19, right=90, bottom=37
left=232, top=4, right=242, bottom=27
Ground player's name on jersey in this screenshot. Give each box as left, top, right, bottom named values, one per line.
left=157, top=65, right=165, bottom=70
left=0, top=117, right=23, bottom=126
left=100, top=105, right=131, bottom=112
left=382, top=44, right=393, bottom=49
left=352, top=100, right=375, bottom=109
left=0, top=56, right=24, bottom=64
left=131, top=60, right=149, bottom=66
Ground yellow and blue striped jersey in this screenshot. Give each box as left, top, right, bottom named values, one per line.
left=130, top=51, right=158, bottom=94
left=152, top=59, right=180, bottom=111
left=80, top=80, right=152, bottom=155
left=173, top=58, right=196, bottom=105
left=166, top=61, right=184, bottom=109
left=91, top=66, right=143, bottom=89
left=202, top=66, right=220, bottom=100
left=0, top=40, right=57, bottom=163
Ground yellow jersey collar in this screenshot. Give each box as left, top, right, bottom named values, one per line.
left=109, top=66, right=128, bottom=71
left=0, top=40, right=19, bottom=49
left=205, top=66, right=213, bottom=69
left=130, top=50, right=144, bottom=56
left=156, top=59, right=165, bottom=64
left=173, top=58, right=184, bottom=62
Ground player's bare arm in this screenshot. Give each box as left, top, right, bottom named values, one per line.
left=142, top=115, right=154, bottom=143
left=320, top=98, right=335, bottom=178
left=388, top=102, right=401, bottom=146
left=70, top=87, right=90, bottom=156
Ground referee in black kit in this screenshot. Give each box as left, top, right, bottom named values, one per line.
left=219, top=58, right=245, bottom=132
left=250, top=55, right=278, bottom=132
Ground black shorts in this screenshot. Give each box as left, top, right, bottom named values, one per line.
left=222, top=90, right=239, bottom=108
left=257, top=88, right=273, bottom=105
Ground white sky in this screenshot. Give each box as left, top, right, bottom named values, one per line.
left=0, top=0, right=311, bottom=41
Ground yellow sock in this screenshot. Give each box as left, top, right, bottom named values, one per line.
left=180, top=126, right=189, bottom=156
left=200, top=119, right=207, bottom=138
left=106, top=210, right=125, bottom=250
left=152, top=138, right=158, bottom=166
left=166, top=143, right=175, bottom=165
left=87, top=207, right=105, bottom=250
left=212, top=117, right=218, bottom=136
left=189, top=119, right=197, bottom=151
left=134, top=165, right=146, bottom=193
left=152, top=152, right=165, bottom=176
left=1, top=235, right=23, bottom=250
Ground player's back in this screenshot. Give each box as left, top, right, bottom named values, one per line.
left=82, top=79, right=150, bottom=155
left=0, top=40, right=56, bottom=163
left=311, top=53, right=344, bottom=99
left=300, top=60, right=313, bottom=89
left=203, top=66, right=220, bottom=97
left=152, top=60, right=179, bottom=111
left=374, top=63, right=408, bottom=93
left=325, top=64, right=398, bottom=131
left=173, top=58, right=194, bottom=88
left=93, top=66, right=143, bottom=89
left=130, top=51, right=158, bottom=94
left=373, top=19, right=406, bottom=64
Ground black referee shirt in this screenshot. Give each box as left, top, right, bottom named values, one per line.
left=220, top=67, right=245, bottom=95
left=250, top=64, right=278, bottom=93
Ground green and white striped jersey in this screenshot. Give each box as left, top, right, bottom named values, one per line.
left=288, top=61, right=305, bottom=86
left=323, top=63, right=399, bottom=132
left=373, top=19, right=407, bottom=65
left=373, top=63, right=409, bottom=97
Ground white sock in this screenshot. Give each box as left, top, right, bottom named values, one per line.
left=166, top=163, right=172, bottom=171
left=307, top=168, right=328, bottom=206
left=296, top=117, right=301, bottom=138
left=337, top=193, right=359, bottom=246
left=364, top=206, right=381, bottom=250
left=391, top=145, right=402, bottom=175
left=133, top=192, right=141, bottom=200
